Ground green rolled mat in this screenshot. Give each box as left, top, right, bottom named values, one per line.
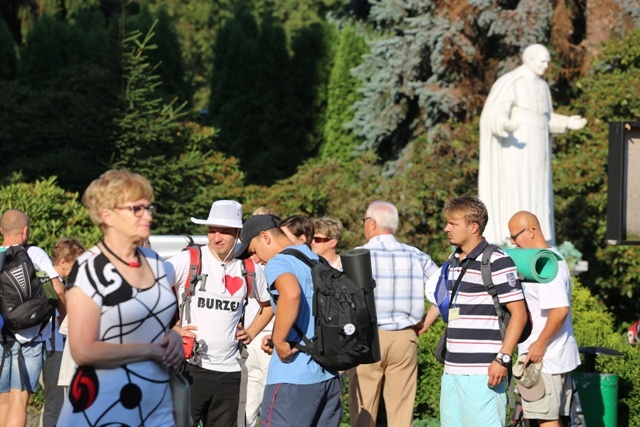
left=503, top=248, right=562, bottom=283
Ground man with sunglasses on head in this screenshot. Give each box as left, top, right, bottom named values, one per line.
left=348, top=201, right=439, bottom=427
left=164, top=200, right=273, bottom=427
left=508, top=211, right=580, bottom=427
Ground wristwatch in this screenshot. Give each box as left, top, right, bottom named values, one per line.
left=495, top=352, right=511, bottom=366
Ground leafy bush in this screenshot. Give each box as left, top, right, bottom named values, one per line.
left=553, top=30, right=640, bottom=325
left=241, top=152, right=388, bottom=250
left=415, top=317, right=445, bottom=420
left=411, top=280, right=640, bottom=425
left=0, top=177, right=102, bottom=251
left=570, top=279, right=640, bottom=426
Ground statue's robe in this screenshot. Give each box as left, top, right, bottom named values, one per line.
left=479, top=65, right=569, bottom=245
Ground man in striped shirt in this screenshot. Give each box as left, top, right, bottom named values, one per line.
left=439, top=196, right=528, bottom=427
left=348, top=201, right=439, bottom=427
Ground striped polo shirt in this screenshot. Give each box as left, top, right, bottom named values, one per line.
left=444, top=239, right=524, bottom=375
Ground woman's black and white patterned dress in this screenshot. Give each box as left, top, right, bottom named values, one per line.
left=57, top=245, right=178, bottom=426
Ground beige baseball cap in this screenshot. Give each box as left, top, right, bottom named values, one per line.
left=513, top=354, right=545, bottom=402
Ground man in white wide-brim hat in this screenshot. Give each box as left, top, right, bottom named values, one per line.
left=165, top=200, right=273, bottom=427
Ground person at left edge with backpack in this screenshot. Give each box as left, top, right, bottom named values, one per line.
left=0, top=209, right=65, bottom=427
left=235, top=214, right=342, bottom=427
left=164, top=200, right=273, bottom=427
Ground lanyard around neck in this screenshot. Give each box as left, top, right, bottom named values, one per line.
left=449, top=257, right=472, bottom=303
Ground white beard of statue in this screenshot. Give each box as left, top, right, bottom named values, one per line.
left=478, top=44, right=587, bottom=245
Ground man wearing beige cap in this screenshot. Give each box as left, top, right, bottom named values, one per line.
left=508, top=211, right=580, bottom=427
left=165, top=200, right=273, bottom=427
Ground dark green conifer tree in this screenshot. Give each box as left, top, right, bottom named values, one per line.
left=111, top=23, right=187, bottom=165
left=18, top=13, right=73, bottom=85
left=252, top=14, right=299, bottom=183
left=18, top=9, right=113, bottom=86
left=1, top=8, right=117, bottom=192
left=290, top=22, right=336, bottom=157
left=321, top=24, right=367, bottom=161
left=347, top=0, right=555, bottom=159
left=210, top=3, right=308, bottom=185
left=209, top=2, right=260, bottom=173
left=111, top=23, right=242, bottom=235
left=0, top=17, right=16, bottom=80
left=129, top=6, right=192, bottom=104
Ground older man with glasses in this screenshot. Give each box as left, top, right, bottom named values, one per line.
left=348, top=201, right=439, bottom=427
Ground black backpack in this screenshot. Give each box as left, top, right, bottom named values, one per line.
left=0, top=245, right=56, bottom=332
left=280, top=248, right=374, bottom=372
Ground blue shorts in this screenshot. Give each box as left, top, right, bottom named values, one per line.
left=260, top=377, right=342, bottom=426
left=440, top=373, right=506, bottom=427
left=0, top=340, right=45, bottom=392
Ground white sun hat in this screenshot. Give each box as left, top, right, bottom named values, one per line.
left=191, top=200, right=243, bottom=229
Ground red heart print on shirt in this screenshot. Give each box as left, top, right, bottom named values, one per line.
left=225, top=275, right=243, bottom=296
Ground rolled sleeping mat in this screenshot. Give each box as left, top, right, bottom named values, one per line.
left=341, top=248, right=381, bottom=364
left=0, top=248, right=5, bottom=329
left=504, top=248, right=562, bottom=283
left=0, top=246, right=6, bottom=271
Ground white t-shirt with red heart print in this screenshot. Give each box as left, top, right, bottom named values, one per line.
left=166, top=248, right=269, bottom=372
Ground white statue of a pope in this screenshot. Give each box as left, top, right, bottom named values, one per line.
left=478, top=44, right=587, bottom=245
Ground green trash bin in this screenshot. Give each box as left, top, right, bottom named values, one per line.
left=574, top=346, right=624, bottom=427
left=573, top=372, right=618, bottom=427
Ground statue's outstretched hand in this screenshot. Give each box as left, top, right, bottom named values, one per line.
left=567, top=115, right=587, bottom=130
left=497, top=120, right=519, bottom=138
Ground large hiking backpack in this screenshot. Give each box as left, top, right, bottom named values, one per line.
left=280, top=248, right=374, bottom=372
left=176, top=236, right=256, bottom=359
left=481, top=244, right=533, bottom=343
left=0, top=245, right=55, bottom=331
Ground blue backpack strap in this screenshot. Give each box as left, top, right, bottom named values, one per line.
left=434, top=261, right=450, bottom=322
